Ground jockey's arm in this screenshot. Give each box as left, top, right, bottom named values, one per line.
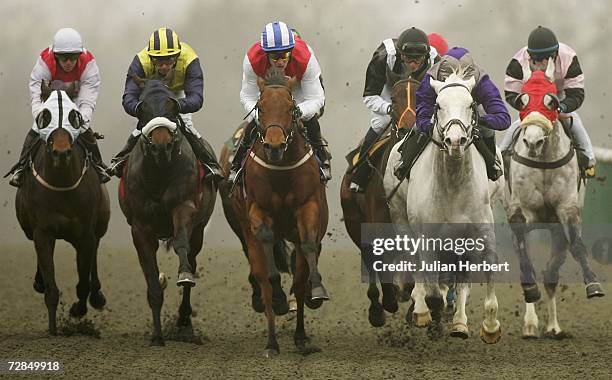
left=473, top=74, right=511, bottom=131
left=362, top=45, right=391, bottom=115
left=122, top=56, right=145, bottom=117
left=239, top=55, right=259, bottom=122
left=415, top=73, right=437, bottom=133
left=177, top=58, right=204, bottom=114
left=74, top=58, right=101, bottom=126
left=503, top=58, right=523, bottom=110
left=296, top=55, right=325, bottom=120
left=29, top=56, right=52, bottom=120
left=560, top=55, right=584, bottom=113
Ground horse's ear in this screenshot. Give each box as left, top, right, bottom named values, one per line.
left=40, top=80, right=52, bottom=101
left=257, top=77, right=266, bottom=91
left=544, top=57, right=555, bottom=82
left=66, top=81, right=80, bottom=100
left=287, top=76, right=298, bottom=90
left=132, top=75, right=146, bottom=89
left=429, top=77, right=443, bottom=94
left=165, top=97, right=180, bottom=116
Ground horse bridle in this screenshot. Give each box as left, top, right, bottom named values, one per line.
left=256, top=85, right=301, bottom=152
left=430, top=82, right=479, bottom=151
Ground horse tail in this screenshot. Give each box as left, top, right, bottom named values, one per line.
left=273, top=240, right=292, bottom=274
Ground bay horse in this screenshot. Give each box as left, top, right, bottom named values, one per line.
left=504, top=58, right=604, bottom=338
left=340, top=69, right=419, bottom=327
left=225, top=68, right=329, bottom=356
left=118, top=77, right=217, bottom=346
left=15, top=81, right=110, bottom=335
left=384, top=70, right=502, bottom=343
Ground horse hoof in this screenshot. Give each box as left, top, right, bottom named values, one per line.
left=251, top=295, right=265, bottom=313
left=88, top=290, right=106, bottom=310
left=264, top=348, right=279, bottom=358
left=523, top=285, right=541, bottom=303
left=368, top=304, right=386, bottom=328
left=522, top=325, right=539, bottom=339
left=450, top=322, right=469, bottom=339
left=310, top=285, right=329, bottom=301
left=305, top=297, right=324, bottom=310
left=177, top=316, right=192, bottom=327
left=150, top=336, right=165, bottom=346
left=480, top=325, right=502, bottom=344
left=295, top=336, right=321, bottom=355
left=159, top=273, right=168, bottom=290
left=543, top=329, right=572, bottom=340
left=272, top=298, right=290, bottom=316
left=69, top=302, right=87, bottom=319
left=586, top=282, right=605, bottom=298
left=33, top=280, right=45, bottom=294
left=382, top=298, right=398, bottom=314
left=413, top=311, right=432, bottom=328
left=288, top=297, right=298, bottom=312
left=176, top=272, right=196, bottom=287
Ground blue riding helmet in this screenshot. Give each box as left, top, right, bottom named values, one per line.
left=260, top=21, right=295, bottom=52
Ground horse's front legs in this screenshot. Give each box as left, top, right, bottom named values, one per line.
left=33, top=229, right=59, bottom=335
left=509, top=208, right=540, bottom=302
left=69, top=232, right=96, bottom=318
left=172, top=203, right=197, bottom=287
left=295, top=199, right=328, bottom=301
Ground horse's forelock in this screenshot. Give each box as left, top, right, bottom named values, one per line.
left=264, top=68, right=288, bottom=87
left=520, top=111, right=554, bottom=133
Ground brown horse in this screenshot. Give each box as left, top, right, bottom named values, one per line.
left=118, top=78, right=217, bottom=346
left=15, top=82, right=110, bottom=335
left=223, top=68, right=328, bottom=356
left=340, top=73, right=419, bottom=327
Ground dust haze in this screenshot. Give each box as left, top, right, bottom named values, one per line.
left=1, top=0, right=610, bottom=251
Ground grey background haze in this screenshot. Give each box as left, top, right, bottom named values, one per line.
left=0, top=0, right=609, bottom=251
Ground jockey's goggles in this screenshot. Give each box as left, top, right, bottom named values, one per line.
left=56, top=53, right=80, bottom=62
left=528, top=50, right=557, bottom=62
left=399, top=43, right=429, bottom=58
left=151, top=55, right=178, bottom=64
left=268, top=51, right=291, bottom=62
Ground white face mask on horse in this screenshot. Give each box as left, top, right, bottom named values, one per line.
left=36, top=90, right=84, bottom=143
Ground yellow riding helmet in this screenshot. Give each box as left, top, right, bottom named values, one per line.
left=147, top=27, right=181, bottom=57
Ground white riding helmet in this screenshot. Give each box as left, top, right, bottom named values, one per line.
left=52, top=28, right=83, bottom=54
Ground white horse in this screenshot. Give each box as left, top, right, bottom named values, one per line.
left=384, top=70, right=502, bottom=344
left=504, top=58, right=604, bottom=338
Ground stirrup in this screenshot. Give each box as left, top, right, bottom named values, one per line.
left=320, top=166, right=332, bottom=182
left=228, top=168, right=241, bottom=184
left=584, top=166, right=595, bottom=178
left=9, top=169, right=25, bottom=188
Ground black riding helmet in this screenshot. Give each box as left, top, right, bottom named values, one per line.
left=397, top=27, right=430, bottom=57
left=527, top=26, right=559, bottom=60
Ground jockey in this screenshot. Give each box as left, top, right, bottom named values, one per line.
left=228, top=21, right=331, bottom=184
left=500, top=26, right=595, bottom=177
left=107, top=27, right=223, bottom=182
left=394, top=47, right=510, bottom=181
left=8, top=27, right=109, bottom=187
left=349, top=27, right=439, bottom=193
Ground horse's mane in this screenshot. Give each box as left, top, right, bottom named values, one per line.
left=520, top=111, right=554, bottom=133
left=264, top=68, right=288, bottom=87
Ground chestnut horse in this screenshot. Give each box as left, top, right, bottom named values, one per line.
left=340, top=72, right=419, bottom=327
left=224, top=68, right=329, bottom=356
left=15, top=82, right=110, bottom=335
left=118, top=78, right=217, bottom=346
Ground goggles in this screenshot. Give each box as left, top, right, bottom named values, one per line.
left=56, top=53, right=80, bottom=62
left=268, top=51, right=291, bottom=62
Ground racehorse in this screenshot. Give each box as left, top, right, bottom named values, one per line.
left=15, top=81, right=110, bottom=335
left=224, top=68, right=329, bottom=356
left=118, top=76, right=217, bottom=346
left=504, top=58, right=604, bottom=338
left=340, top=68, right=419, bottom=327
left=384, top=69, right=502, bottom=343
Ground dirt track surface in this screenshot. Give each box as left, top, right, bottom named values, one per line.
left=1, top=243, right=611, bottom=379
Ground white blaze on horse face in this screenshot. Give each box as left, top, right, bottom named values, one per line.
left=522, top=125, right=547, bottom=157
left=36, top=90, right=83, bottom=143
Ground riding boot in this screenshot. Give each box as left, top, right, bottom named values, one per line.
left=474, top=134, right=503, bottom=181
left=7, top=129, right=40, bottom=187
left=79, top=129, right=111, bottom=183
left=349, top=128, right=380, bottom=193
left=107, top=133, right=139, bottom=178
left=393, top=130, right=429, bottom=181
left=184, top=133, right=224, bottom=184
left=229, top=120, right=256, bottom=184
left=304, top=117, right=332, bottom=182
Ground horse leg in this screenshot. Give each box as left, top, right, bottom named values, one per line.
left=248, top=204, right=279, bottom=356
left=70, top=234, right=97, bottom=318
left=479, top=242, right=502, bottom=344
left=33, top=229, right=59, bottom=335
left=557, top=206, right=604, bottom=298
left=88, top=237, right=106, bottom=310
left=411, top=281, right=431, bottom=327
left=367, top=279, right=385, bottom=327
left=522, top=302, right=539, bottom=338
left=542, top=225, right=569, bottom=338
left=293, top=246, right=320, bottom=355
left=131, top=224, right=164, bottom=346
left=296, top=200, right=328, bottom=301
left=172, top=203, right=197, bottom=287
left=450, top=282, right=470, bottom=339
left=177, top=224, right=204, bottom=327
left=33, top=265, right=45, bottom=294
left=509, top=210, right=540, bottom=302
